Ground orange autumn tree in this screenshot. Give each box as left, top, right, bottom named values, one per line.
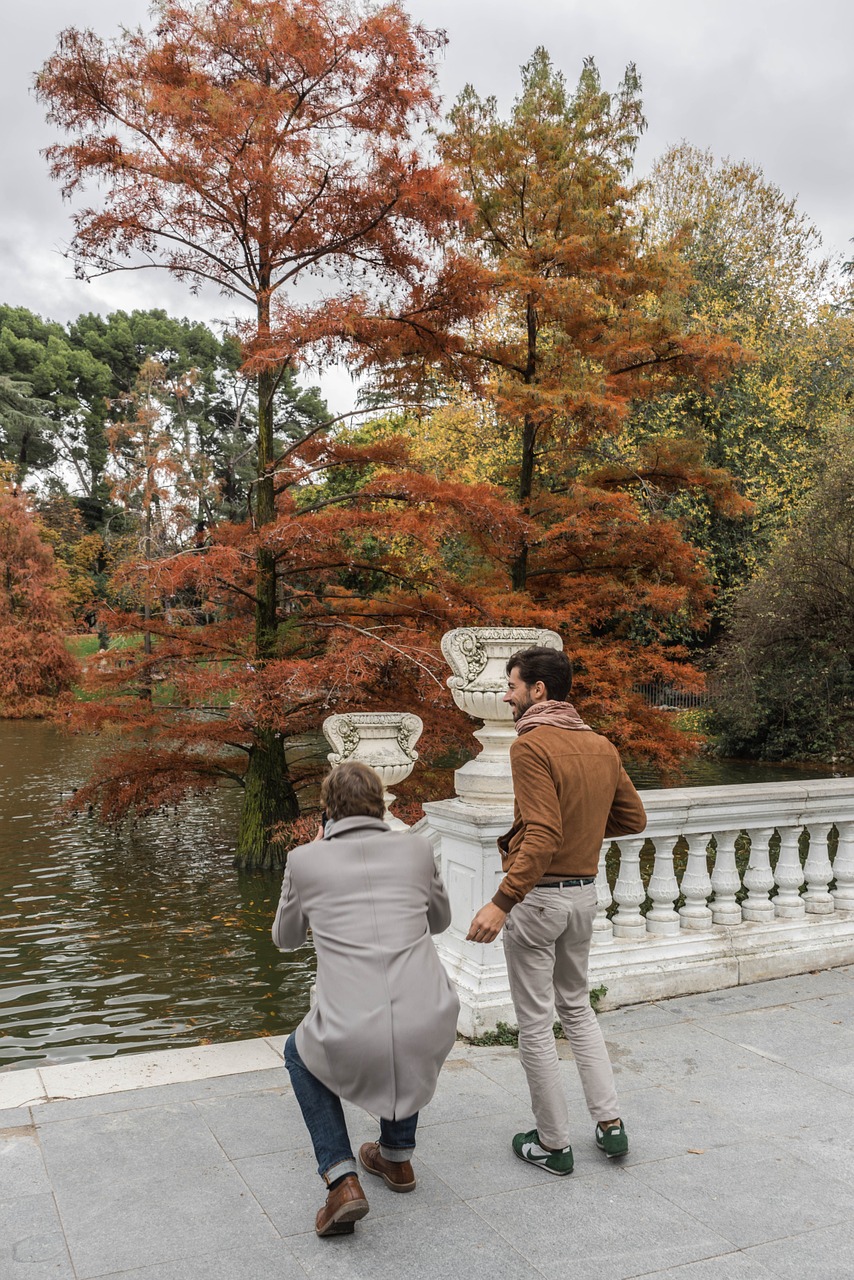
left=0, top=477, right=78, bottom=715
left=37, top=0, right=483, bottom=866
left=66, top=435, right=521, bottom=863
left=429, top=49, right=747, bottom=755
left=439, top=51, right=741, bottom=576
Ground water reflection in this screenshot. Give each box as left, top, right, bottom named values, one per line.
left=0, top=721, right=314, bottom=1070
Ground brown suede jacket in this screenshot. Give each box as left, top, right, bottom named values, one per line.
left=492, top=725, right=647, bottom=913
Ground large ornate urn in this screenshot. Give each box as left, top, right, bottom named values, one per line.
left=322, top=712, right=423, bottom=829
left=441, top=626, right=563, bottom=805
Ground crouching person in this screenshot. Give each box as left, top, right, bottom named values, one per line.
left=272, top=761, right=460, bottom=1237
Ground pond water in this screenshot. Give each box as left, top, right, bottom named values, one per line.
left=625, top=753, right=850, bottom=790
left=0, top=721, right=846, bottom=1071
left=0, top=721, right=315, bottom=1071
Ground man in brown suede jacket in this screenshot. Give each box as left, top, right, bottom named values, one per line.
left=467, top=646, right=647, bottom=1176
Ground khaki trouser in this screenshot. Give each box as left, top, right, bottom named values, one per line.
left=502, top=882, right=619, bottom=1150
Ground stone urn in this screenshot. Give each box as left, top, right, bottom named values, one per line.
left=441, top=627, right=563, bottom=805
left=322, top=712, right=423, bottom=829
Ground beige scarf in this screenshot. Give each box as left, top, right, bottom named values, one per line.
left=515, top=699, right=592, bottom=736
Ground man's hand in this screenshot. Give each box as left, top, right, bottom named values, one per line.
left=467, top=902, right=507, bottom=944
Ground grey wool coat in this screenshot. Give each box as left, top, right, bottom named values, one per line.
left=272, top=815, right=460, bottom=1119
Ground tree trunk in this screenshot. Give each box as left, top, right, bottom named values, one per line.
left=234, top=288, right=301, bottom=869
left=510, top=297, right=539, bottom=591
left=511, top=414, right=537, bottom=591
left=234, top=729, right=298, bottom=871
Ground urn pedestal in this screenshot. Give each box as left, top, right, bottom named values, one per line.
left=417, top=626, right=562, bottom=1034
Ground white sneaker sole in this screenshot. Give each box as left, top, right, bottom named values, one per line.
left=512, top=1147, right=573, bottom=1176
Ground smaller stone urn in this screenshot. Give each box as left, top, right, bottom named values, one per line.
left=441, top=626, right=563, bottom=805
left=322, top=712, right=423, bottom=829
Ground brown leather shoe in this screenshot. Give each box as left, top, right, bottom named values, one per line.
left=315, top=1175, right=369, bottom=1237
left=359, top=1141, right=416, bottom=1192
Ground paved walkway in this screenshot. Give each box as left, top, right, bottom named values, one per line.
left=3, top=968, right=854, bottom=1279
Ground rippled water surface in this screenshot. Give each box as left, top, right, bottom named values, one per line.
left=2, top=721, right=845, bottom=1072
left=0, top=722, right=314, bottom=1070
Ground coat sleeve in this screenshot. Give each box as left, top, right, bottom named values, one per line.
left=605, top=767, right=647, bottom=837
left=271, top=861, right=309, bottom=951
left=426, top=850, right=452, bottom=935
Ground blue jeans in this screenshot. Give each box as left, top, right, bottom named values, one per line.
left=284, top=1033, right=418, bottom=1185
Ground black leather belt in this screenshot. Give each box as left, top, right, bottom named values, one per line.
left=535, top=877, right=595, bottom=888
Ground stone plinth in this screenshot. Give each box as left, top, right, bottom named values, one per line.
left=419, top=626, right=563, bottom=1032
left=415, top=801, right=516, bottom=1035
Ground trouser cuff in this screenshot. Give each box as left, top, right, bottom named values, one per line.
left=379, top=1144, right=415, bottom=1163
left=322, top=1157, right=357, bottom=1185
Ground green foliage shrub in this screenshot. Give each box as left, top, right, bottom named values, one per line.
left=711, top=422, right=854, bottom=764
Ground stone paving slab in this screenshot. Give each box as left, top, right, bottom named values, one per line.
left=2, top=969, right=854, bottom=1279
left=635, top=1255, right=778, bottom=1280
left=91, top=1242, right=310, bottom=1280
left=0, top=1119, right=50, bottom=1201
left=289, top=1201, right=548, bottom=1280
left=38, top=1102, right=281, bottom=1278
left=0, top=1191, right=74, bottom=1279
left=627, top=1139, right=853, bottom=1250
left=651, top=967, right=854, bottom=1018
left=690, top=1002, right=854, bottom=1094
left=470, top=1166, right=737, bottom=1280
left=744, top=1219, right=854, bottom=1280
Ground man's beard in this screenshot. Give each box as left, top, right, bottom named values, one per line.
left=511, top=693, right=533, bottom=721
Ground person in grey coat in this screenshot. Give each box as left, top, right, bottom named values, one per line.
left=272, top=760, right=459, bottom=1237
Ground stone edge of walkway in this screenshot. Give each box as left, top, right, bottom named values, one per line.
left=0, top=1036, right=485, bottom=1111
left=0, top=1035, right=289, bottom=1109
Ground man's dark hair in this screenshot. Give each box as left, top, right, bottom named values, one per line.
left=320, top=760, right=385, bottom=821
left=507, top=647, right=572, bottom=701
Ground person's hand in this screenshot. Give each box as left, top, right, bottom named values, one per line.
left=314, top=823, right=324, bottom=841
left=467, top=902, right=507, bottom=944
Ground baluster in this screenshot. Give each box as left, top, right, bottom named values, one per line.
left=646, top=839, right=681, bottom=935
left=679, top=832, right=713, bottom=930
left=774, top=826, right=806, bottom=918
left=710, top=829, right=742, bottom=925
left=592, top=840, right=614, bottom=945
left=611, top=837, right=647, bottom=940
left=832, top=821, right=854, bottom=912
left=803, top=824, right=834, bottom=913
left=741, top=826, right=776, bottom=922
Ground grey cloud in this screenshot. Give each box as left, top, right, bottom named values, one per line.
left=3, top=0, right=851, bottom=416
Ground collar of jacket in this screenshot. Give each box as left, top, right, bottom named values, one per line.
left=323, top=815, right=391, bottom=840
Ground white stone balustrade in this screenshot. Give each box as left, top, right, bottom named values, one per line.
left=416, top=626, right=854, bottom=1033
left=833, top=822, right=854, bottom=911
left=587, top=780, right=854, bottom=1013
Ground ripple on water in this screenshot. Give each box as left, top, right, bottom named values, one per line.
left=0, top=721, right=313, bottom=1070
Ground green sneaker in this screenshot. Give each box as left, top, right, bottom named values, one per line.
left=512, top=1129, right=574, bottom=1176
left=595, top=1120, right=628, bottom=1158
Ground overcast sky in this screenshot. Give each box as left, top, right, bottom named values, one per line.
left=3, top=0, right=852, bottom=412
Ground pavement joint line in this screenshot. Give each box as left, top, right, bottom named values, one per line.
left=52, top=1188, right=79, bottom=1280
left=623, top=1247, right=752, bottom=1279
